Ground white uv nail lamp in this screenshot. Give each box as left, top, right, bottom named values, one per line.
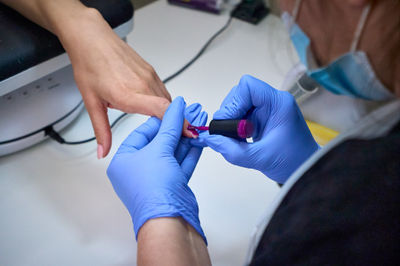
left=0, top=0, right=134, bottom=156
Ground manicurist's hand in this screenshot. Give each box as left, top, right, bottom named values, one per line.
left=0, top=0, right=193, bottom=159
left=107, top=97, right=208, bottom=243
left=192, top=75, right=319, bottom=184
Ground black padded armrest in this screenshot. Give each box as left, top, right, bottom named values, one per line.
left=0, top=0, right=134, bottom=82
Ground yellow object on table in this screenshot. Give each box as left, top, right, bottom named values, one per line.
left=306, top=120, right=339, bottom=146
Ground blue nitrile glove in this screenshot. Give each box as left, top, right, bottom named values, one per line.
left=107, top=97, right=208, bottom=243
left=191, top=75, right=319, bottom=184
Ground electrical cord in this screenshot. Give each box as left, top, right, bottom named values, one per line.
left=47, top=15, right=233, bottom=145
left=45, top=113, right=128, bottom=145
left=162, top=16, right=232, bottom=84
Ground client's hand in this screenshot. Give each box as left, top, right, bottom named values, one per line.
left=57, top=8, right=196, bottom=158
left=1, top=1, right=194, bottom=159
left=192, top=75, right=319, bottom=184
left=107, top=97, right=208, bottom=242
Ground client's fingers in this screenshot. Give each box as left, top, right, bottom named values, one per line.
left=85, top=97, right=112, bottom=159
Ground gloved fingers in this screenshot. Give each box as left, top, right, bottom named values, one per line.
left=189, top=138, right=209, bottom=148
left=154, top=97, right=186, bottom=152
left=176, top=109, right=208, bottom=163
left=189, top=129, right=212, bottom=148
left=174, top=103, right=202, bottom=163
left=184, top=103, right=202, bottom=123
left=213, top=75, right=253, bottom=119
left=199, top=111, right=208, bottom=125
left=217, top=85, right=238, bottom=115
left=181, top=146, right=203, bottom=181
left=192, top=111, right=208, bottom=128
left=194, top=133, right=254, bottom=166
left=187, top=109, right=209, bottom=148
left=199, top=134, right=239, bottom=155
left=117, top=117, right=161, bottom=154
left=175, top=138, right=192, bottom=164
left=185, top=104, right=208, bottom=130
left=213, top=75, right=277, bottom=120
left=237, top=74, right=278, bottom=108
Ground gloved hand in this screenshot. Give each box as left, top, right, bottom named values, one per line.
left=192, top=75, right=319, bottom=184
left=107, top=97, right=208, bottom=243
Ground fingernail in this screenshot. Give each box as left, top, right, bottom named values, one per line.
left=97, top=144, right=104, bottom=159
left=191, top=131, right=199, bottom=138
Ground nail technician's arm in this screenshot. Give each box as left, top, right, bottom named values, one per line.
left=107, top=98, right=210, bottom=265
left=0, top=0, right=193, bottom=158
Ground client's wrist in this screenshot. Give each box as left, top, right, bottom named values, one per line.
left=51, top=5, right=106, bottom=52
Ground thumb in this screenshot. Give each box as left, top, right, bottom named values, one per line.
left=85, top=98, right=112, bottom=159
left=200, top=133, right=239, bottom=155
left=192, top=132, right=245, bottom=163
left=154, top=96, right=186, bottom=152
left=202, top=134, right=256, bottom=168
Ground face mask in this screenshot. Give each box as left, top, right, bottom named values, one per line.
left=282, top=3, right=395, bottom=102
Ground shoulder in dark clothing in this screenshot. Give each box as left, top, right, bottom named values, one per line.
left=250, top=122, right=400, bottom=266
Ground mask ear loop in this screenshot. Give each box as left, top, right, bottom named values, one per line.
left=350, top=3, right=371, bottom=52
left=291, top=0, right=303, bottom=27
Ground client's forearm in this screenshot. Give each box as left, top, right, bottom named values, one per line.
left=0, top=0, right=112, bottom=56
left=137, top=218, right=211, bottom=266
left=1, top=0, right=105, bottom=47
left=0, top=0, right=87, bottom=33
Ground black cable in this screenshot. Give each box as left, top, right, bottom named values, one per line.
left=163, top=16, right=233, bottom=83
left=46, top=113, right=129, bottom=145
left=48, top=16, right=233, bottom=145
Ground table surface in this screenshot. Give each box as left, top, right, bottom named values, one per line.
left=0, top=1, right=299, bottom=265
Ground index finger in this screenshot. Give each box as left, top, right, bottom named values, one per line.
left=111, top=93, right=194, bottom=138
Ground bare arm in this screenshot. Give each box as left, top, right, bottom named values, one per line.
left=0, top=0, right=193, bottom=158
left=0, top=0, right=86, bottom=34
left=138, top=218, right=211, bottom=266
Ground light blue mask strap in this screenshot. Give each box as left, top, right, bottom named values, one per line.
left=289, top=23, right=310, bottom=67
